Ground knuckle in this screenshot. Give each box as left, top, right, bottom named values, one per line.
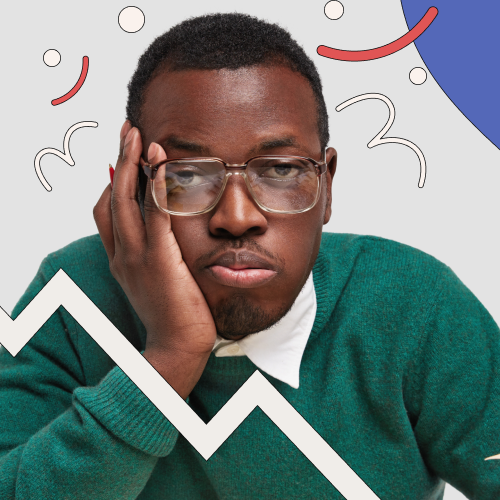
left=143, top=199, right=157, bottom=214
left=110, top=255, right=133, bottom=278
left=92, top=204, right=100, bottom=221
left=118, top=140, right=125, bottom=159
left=120, top=149, right=131, bottom=165
left=108, top=259, right=120, bottom=279
left=121, top=251, right=142, bottom=272
left=110, top=195, right=120, bottom=213
left=92, top=201, right=105, bottom=221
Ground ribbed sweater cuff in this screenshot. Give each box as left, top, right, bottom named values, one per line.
left=74, top=365, right=180, bottom=457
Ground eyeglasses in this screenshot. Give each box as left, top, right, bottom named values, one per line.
left=142, top=151, right=328, bottom=216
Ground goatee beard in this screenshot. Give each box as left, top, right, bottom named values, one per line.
left=212, top=294, right=293, bottom=340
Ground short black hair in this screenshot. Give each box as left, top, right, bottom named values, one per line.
left=126, top=12, right=329, bottom=149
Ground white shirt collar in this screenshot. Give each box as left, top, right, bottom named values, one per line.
left=212, top=272, right=317, bottom=389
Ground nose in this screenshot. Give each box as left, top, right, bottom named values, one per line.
left=208, top=173, right=268, bottom=238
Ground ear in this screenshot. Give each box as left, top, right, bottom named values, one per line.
left=323, top=147, right=337, bottom=225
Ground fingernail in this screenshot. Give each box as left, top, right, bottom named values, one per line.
left=120, top=120, right=131, bottom=140
left=148, top=142, right=159, bottom=162
left=109, top=164, right=115, bottom=188
left=124, top=127, right=136, bottom=147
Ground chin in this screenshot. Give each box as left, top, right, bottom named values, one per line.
left=212, top=294, right=293, bottom=340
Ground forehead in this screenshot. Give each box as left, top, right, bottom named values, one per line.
left=140, top=65, right=321, bottom=157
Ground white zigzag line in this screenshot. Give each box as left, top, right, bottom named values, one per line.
left=0, top=270, right=380, bottom=499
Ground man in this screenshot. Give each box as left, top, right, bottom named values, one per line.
left=0, top=13, right=499, bottom=500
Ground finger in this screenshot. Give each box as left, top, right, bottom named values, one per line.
left=143, top=143, right=176, bottom=248
left=93, top=183, right=115, bottom=262
left=109, top=120, right=131, bottom=248
left=118, top=120, right=132, bottom=160
left=111, top=126, right=147, bottom=251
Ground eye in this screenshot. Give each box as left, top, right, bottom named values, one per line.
left=268, top=164, right=299, bottom=178
left=258, top=161, right=309, bottom=180
left=166, top=165, right=207, bottom=189
left=176, top=170, right=200, bottom=185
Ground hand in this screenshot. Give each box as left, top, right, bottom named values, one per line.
left=93, top=121, right=217, bottom=398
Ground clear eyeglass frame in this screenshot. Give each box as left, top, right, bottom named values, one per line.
left=141, top=150, right=328, bottom=216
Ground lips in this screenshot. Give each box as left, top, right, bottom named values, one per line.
left=210, top=251, right=275, bottom=270
left=206, top=250, right=277, bottom=288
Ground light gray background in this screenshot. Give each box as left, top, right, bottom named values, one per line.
left=1, top=1, right=498, bottom=498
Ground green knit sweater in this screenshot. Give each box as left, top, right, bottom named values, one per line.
left=1, top=233, right=499, bottom=499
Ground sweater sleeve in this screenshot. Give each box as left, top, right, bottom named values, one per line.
left=406, top=266, right=500, bottom=499
left=0, top=257, right=180, bottom=499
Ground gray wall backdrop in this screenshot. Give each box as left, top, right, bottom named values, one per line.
left=1, top=1, right=498, bottom=498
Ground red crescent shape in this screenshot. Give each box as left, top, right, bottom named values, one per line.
left=51, top=56, right=89, bottom=106
left=317, top=7, right=438, bottom=62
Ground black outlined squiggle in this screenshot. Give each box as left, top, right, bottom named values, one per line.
left=336, top=93, right=426, bottom=188
left=34, top=121, right=98, bottom=191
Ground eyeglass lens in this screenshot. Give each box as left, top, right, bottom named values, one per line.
left=152, top=158, right=319, bottom=213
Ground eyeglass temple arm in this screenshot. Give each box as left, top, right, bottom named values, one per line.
left=140, top=157, right=158, bottom=180
left=317, top=149, right=328, bottom=175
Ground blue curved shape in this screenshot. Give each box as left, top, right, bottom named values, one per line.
left=401, top=0, right=500, bottom=149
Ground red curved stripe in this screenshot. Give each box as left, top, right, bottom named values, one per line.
left=51, top=56, right=89, bottom=106
left=317, top=7, right=438, bottom=62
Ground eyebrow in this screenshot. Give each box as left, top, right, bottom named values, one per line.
left=248, top=137, right=300, bottom=155
left=161, top=136, right=210, bottom=155
left=161, top=135, right=304, bottom=157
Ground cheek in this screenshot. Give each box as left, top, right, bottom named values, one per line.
left=299, top=210, right=326, bottom=264
left=270, top=214, right=323, bottom=271
left=169, top=217, right=208, bottom=264
left=316, top=180, right=330, bottom=224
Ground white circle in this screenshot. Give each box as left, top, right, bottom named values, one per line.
left=409, top=67, right=427, bottom=85
left=324, top=1, right=344, bottom=20
left=118, top=6, right=145, bottom=33
left=43, top=49, right=61, bottom=67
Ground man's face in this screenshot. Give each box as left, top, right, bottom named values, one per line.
left=140, top=64, right=337, bottom=340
